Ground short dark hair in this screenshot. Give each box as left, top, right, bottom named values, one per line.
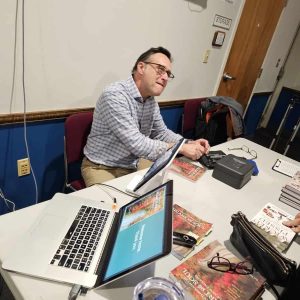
left=132, top=47, right=173, bottom=73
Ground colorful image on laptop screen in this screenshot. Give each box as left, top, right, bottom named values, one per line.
left=103, top=184, right=169, bottom=281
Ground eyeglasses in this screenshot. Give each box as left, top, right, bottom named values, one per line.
left=144, top=62, right=175, bottom=79
left=227, top=145, right=257, bottom=159
left=207, top=253, right=253, bottom=275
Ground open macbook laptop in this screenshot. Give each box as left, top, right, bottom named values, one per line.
left=2, top=181, right=173, bottom=289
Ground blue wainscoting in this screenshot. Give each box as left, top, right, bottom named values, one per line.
left=0, top=120, right=65, bottom=214
left=267, top=87, right=300, bottom=132
left=0, top=106, right=183, bottom=215
left=244, top=93, right=271, bottom=136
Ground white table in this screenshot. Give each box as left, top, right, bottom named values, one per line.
left=0, top=138, right=299, bottom=300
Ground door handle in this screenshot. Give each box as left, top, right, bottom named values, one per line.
left=223, top=72, right=236, bottom=81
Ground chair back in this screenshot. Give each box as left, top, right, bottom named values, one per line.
left=64, top=111, right=93, bottom=191
left=182, top=98, right=207, bottom=139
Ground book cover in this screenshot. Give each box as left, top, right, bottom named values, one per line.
left=172, top=204, right=212, bottom=260
left=251, top=202, right=296, bottom=252
left=285, top=171, right=300, bottom=196
left=170, top=157, right=206, bottom=182
left=170, top=240, right=265, bottom=300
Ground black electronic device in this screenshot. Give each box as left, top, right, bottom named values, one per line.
left=172, top=231, right=197, bottom=248
left=212, top=154, right=254, bottom=189
left=198, top=150, right=226, bottom=169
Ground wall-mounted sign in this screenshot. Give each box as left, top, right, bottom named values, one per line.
left=213, top=14, right=232, bottom=30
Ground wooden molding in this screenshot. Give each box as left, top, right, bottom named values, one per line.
left=0, top=99, right=189, bottom=125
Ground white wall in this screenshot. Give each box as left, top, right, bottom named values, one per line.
left=261, top=26, right=300, bottom=127
left=0, top=0, right=244, bottom=114
left=253, top=0, right=300, bottom=93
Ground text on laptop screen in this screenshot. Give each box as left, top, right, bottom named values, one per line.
left=103, top=184, right=169, bottom=280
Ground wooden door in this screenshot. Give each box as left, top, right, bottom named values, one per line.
left=217, top=0, right=285, bottom=109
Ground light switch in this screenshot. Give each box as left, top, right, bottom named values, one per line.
left=203, top=50, right=210, bottom=63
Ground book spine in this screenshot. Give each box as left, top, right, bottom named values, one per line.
left=280, top=192, right=300, bottom=203
left=285, top=184, right=300, bottom=196
left=279, top=196, right=300, bottom=211
left=281, top=187, right=300, bottom=200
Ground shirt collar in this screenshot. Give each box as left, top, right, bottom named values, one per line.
left=126, top=76, right=153, bottom=103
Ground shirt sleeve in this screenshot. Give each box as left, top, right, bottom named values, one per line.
left=100, top=91, right=171, bottom=161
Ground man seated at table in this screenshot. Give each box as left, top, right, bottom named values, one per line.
left=82, top=46, right=210, bottom=187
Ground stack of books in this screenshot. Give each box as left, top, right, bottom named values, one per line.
left=279, top=171, right=300, bottom=211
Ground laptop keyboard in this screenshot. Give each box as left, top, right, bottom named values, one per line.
left=50, top=205, right=110, bottom=272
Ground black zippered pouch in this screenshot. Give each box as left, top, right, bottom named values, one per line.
left=230, top=212, right=297, bottom=287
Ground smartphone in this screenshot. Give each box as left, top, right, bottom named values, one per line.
left=198, top=150, right=226, bottom=169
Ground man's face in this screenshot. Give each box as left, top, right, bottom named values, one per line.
left=138, top=53, right=173, bottom=98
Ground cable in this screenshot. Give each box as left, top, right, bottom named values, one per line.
left=22, top=0, right=39, bottom=205
left=0, top=188, right=15, bottom=212
left=96, top=185, right=116, bottom=203
left=96, top=183, right=138, bottom=198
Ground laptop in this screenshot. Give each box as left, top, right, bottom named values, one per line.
left=2, top=181, right=173, bottom=289
left=126, top=138, right=185, bottom=196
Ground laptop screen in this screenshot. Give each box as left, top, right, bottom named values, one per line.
left=97, top=181, right=173, bottom=285
left=133, top=138, right=185, bottom=192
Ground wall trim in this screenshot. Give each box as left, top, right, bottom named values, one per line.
left=0, top=99, right=187, bottom=125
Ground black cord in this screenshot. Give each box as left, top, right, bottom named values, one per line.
left=97, top=183, right=137, bottom=198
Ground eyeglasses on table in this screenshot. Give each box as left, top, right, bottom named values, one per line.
left=207, top=253, right=253, bottom=275
left=227, top=145, right=257, bottom=159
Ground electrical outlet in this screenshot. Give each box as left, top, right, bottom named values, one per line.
left=17, top=158, right=30, bottom=176
left=203, top=50, right=210, bottom=63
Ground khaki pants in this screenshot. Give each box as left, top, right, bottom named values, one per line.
left=81, top=157, right=152, bottom=187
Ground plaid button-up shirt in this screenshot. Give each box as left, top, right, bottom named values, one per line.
left=84, top=76, right=182, bottom=169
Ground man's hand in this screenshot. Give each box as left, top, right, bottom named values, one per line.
left=179, top=139, right=210, bottom=160
left=283, top=213, right=300, bottom=233
left=190, top=139, right=210, bottom=155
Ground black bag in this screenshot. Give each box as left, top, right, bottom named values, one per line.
left=195, top=100, right=229, bottom=146
left=230, top=212, right=297, bottom=288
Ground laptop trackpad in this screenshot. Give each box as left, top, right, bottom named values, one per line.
left=30, top=214, right=66, bottom=240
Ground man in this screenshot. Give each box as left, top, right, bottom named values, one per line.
left=82, top=47, right=209, bottom=187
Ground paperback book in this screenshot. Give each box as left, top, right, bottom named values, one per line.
left=251, top=202, right=296, bottom=252
left=170, top=240, right=265, bottom=300
left=172, top=204, right=212, bottom=260
left=279, top=195, right=300, bottom=211
left=284, top=171, right=300, bottom=198
left=170, top=157, right=206, bottom=182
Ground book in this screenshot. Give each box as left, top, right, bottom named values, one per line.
left=172, top=204, right=212, bottom=260
left=170, top=240, right=265, bottom=300
left=281, top=191, right=300, bottom=204
left=250, top=202, right=296, bottom=252
left=284, top=171, right=300, bottom=197
left=170, top=157, right=206, bottom=182
left=279, top=196, right=300, bottom=211
left=281, top=187, right=300, bottom=202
